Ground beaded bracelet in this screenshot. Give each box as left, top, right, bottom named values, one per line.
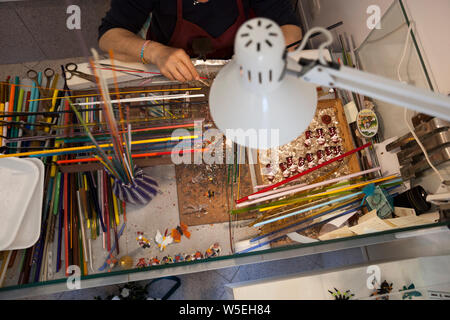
left=140, top=40, right=151, bottom=64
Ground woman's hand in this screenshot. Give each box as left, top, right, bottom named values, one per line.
left=147, top=43, right=200, bottom=82
left=281, top=25, right=303, bottom=51
left=99, top=29, right=199, bottom=82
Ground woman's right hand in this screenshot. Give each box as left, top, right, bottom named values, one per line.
left=147, top=43, right=200, bottom=82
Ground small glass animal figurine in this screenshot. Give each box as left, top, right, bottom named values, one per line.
left=106, top=254, right=118, bottom=272
left=264, top=163, right=275, bottom=182
left=304, top=130, right=313, bottom=148
left=174, top=254, right=185, bottom=263
left=306, top=153, right=315, bottom=169
left=316, top=150, right=325, bottom=165
left=279, top=162, right=290, bottom=178
left=205, top=248, right=215, bottom=258
left=149, top=257, right=160, bottom=266
left=328, top=126, right=340, bottom=144
left=136, top=258, right=147, bottom=268
left=210, top=243, right=221, bottom=256
left=161, top=256, right=174, bottom=264
left=155, top=229, right=173, bottom=252
left=286, top=156, right=298, bottom=173
left=193, top=251, right=204, bottom=260
left=400, top=284, right=422, bottom=300
left=316, top=128, right=326, bottom=145
left=136, top=231, right=151, bottom=249
left=205, top=243, right=221, bottom=258
left=298, top=157, right=306, bottom=173
left=324, top=146, right=333, bottom=161
left=371, top=280, right=393, bottom=300
left=171, top=222, right=191, bottom=243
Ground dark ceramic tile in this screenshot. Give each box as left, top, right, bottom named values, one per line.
left=0, top=4, right=46, bottom=64
left=168, top=270, right=229, bottom=300
left=318, top=248, right=365, bottom=270
left=213, top=266, right=240, bottom=282
left=10, top=0, right=110, bottom=62
left=231, top=255, right=321, bottom=283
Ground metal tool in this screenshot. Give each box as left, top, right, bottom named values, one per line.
left=43, top=68, right=55, bottom=89
left=27, top=68, right=54, bottom=91
left=98, top=63, right=144, bottom=78
left=401, top=146, right=450, bottom=180
left=27, top=68, right=54, bottom=110
left=99, top=63, right=144, bottom=72
left=65, top=62, right=97, bottom=83
left=386, top=118, right=450, bottom=151
left=397, top=130, right=450, bottom=164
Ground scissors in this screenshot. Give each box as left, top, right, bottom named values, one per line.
left=99, top=63, right=144, bottom=78
left=65, top=62, right=97, bottom=83
left=27, top=68, right=55, bottom=110
left=27, top=68, right=54, bottom=91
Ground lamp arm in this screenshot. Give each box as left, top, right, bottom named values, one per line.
left=288, top=59, right=450, bottom=121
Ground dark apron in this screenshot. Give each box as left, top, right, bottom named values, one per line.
left=147, top=0, right=248, bottom=59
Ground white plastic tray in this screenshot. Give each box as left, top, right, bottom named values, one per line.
left=0, top=157, right=39, bottom=250
left=6, top=158, right=44, bottom=250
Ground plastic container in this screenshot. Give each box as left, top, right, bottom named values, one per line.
left=7, top=158, right=44, bottom=250
left=0, top=158, right=40, bottom=250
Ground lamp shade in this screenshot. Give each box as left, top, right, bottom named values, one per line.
left=209, top=18, right=317, bottom=150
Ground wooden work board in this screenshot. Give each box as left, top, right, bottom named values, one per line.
left=175, top=99, right=360, bottom=228
left=253, top=98, right=363, bottom=243
left=175, top=163, right=256, bottom=226
left=255, top=98, right=361, bottom=187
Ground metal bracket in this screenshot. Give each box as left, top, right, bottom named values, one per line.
left=286, top=58, right=340, bottom=87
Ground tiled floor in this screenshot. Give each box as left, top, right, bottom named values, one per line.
left=1, top=1, right=367, bottom=300
left=22, top=248, right=365, bottom=300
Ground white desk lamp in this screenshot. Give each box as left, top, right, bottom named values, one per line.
left=209, top=18, right=450, bottom=150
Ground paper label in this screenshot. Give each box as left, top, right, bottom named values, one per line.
left=357, top=109, right=379, bottom=138
left=319, top=226, right=356, bottom=241
left=394, top=207, right=416, bottom=217
left=350, top=216, right=394, bottom=235
left=344, top=101, right=358, bottom=123
left=387, top=216, right=436, bottom=228
left=358, top=210, right=378, bottom=224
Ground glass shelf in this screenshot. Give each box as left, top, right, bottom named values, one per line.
left=356, top=0, right=450, bottom=193
left=356, top=0, right=434, bottom=140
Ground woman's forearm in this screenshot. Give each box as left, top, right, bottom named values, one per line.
left=99, top=28, right=160, bottom=63
left=281, top=24, right=303, bottom=51
left=100, top=24, right=303, bottom=63
left=98, top=27, right=199, bottom=82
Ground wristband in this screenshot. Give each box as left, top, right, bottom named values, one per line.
left=140, top=40, right=151, bottom=64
